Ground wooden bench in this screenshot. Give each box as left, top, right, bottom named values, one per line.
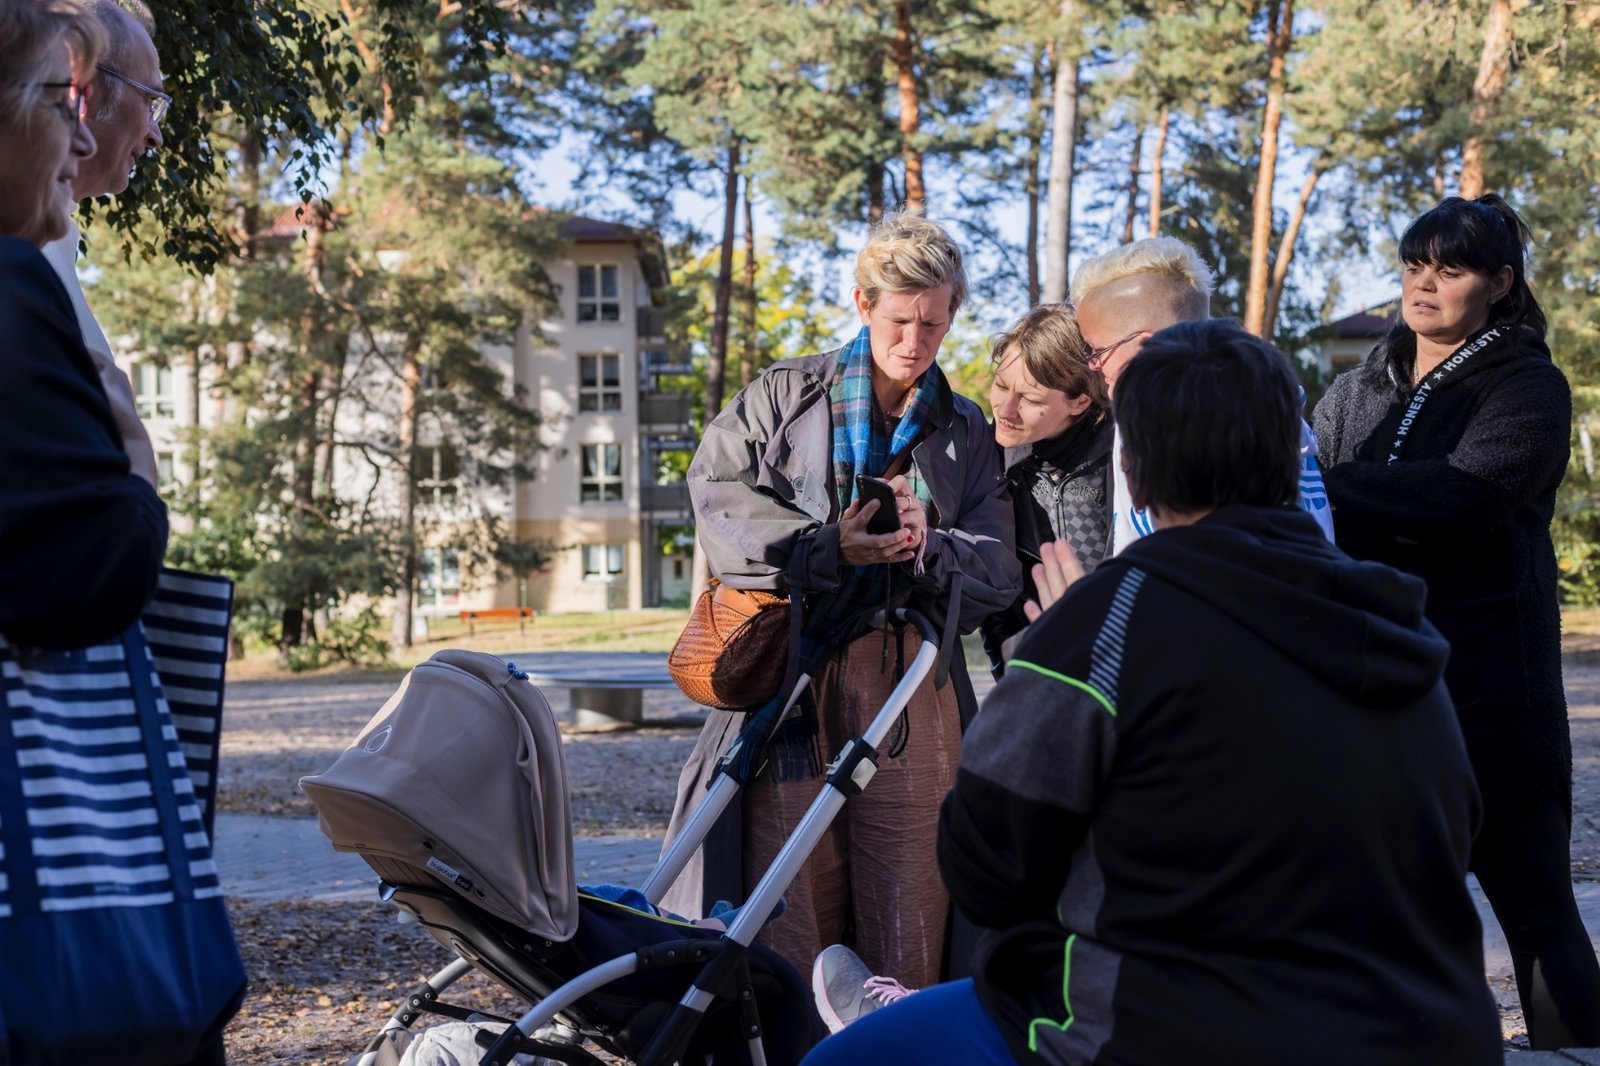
left=521, top=666, right=677, bottom=729
left=459, top=607, right=535, bottom=636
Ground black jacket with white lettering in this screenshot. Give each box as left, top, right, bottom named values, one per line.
left=1313, top=325, right=1570, bottom=802
left=937, top=506, right=1500, bottom=1066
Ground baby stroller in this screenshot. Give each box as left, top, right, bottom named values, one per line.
left=302, top=609, right=941, bottom=1066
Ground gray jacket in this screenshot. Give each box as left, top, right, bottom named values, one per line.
left=689, top=349, right=1021, bottom=633
left=660, top=348, right=1020, bottom=922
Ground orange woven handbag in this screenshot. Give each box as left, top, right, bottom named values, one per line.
left=668, top=579, right=791, bottom=710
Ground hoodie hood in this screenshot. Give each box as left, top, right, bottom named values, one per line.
left=1116, top=505, right=1447, bottom=707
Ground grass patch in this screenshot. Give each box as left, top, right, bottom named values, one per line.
left=227, top=608, right=691, bottom=680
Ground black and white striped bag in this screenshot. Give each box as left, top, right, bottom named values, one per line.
left=143, top=568, right=234, bottom=835
left=0, top=570, right=245, bottom=1063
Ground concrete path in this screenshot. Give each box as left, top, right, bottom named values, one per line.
left=216, top=811, right=1600, bottom=972
left=214, top=811, right=664, bottom=903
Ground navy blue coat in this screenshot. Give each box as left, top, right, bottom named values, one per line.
left=0, top=235, right=167, bottom=649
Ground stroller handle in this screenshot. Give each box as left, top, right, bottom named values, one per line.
left=870, top=607, right=937, bottom=647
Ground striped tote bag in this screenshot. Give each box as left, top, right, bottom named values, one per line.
left=0, top=601, right=246, bottom=1062
left=143, top=568, right=233, bottom=836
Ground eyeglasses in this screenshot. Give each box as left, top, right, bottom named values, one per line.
left=1086, top=330, right=1147, bottom=372
left=96, top=64, right=171, bottom=125
left=39, top=81, right=88, bottom=127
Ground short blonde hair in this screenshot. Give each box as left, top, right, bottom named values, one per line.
left=991, top=303, right=1108, bottom=419
left=855, top=211, right=968, bottom=315
left=0, top=0, right=105, bottom=133
left=1070, top=237, right=1214, bottom=323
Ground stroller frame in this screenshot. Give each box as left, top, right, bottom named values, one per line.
left=353, top=608, right=942, bottom=1066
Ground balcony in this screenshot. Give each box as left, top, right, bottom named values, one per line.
left=642, top=483, right=691, bottom=515
left=640, top=391, right=692, bottom=429
left=637, top=307, right=670, bottom=341
left=640, top=347, right=694, bottom=385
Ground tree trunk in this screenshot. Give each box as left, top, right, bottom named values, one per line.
left=1244, top=0, right=1294, bottom=338
left=390, top=340, right=421, bottom=655
left=893, top=0, right=924, bottom=212
left=1121, top=126, right=1143, bottom=245
left=741, top=175, right=757, bottom=389
left=1042, top=2, right=1079, bottom=304
left=1148, top=107, right=1169, bottom=238
left=708, top=137, right=739, bottom=420
left=1024, top=45, right=1048, bottom=306
left=240, top=134, right=262, bottom=259
left=281, top=214, right=328, bottom=658
left=866, top=51, right=886, bottom=224
left=1459, top=0, right=1518, bottom=199
left=1263, top=159, right=1325, bottom=341
left=187, top=346, right=203, bottom=479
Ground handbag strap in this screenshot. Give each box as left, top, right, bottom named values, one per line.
left=122, top=625, right=197, bottom=900
left=0, top=639, right=42, bottom=916
left=780, top=538, right=811, bottom=704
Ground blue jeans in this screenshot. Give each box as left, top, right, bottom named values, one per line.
left=800, top=979, right=1017, bottom=1066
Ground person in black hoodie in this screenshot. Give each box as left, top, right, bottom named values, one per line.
left=980, top=303, right=1113, bottom=673
left=1313, top=194, right=1600, bottom=1049
left=803, top=320, right=1500, bottom=1066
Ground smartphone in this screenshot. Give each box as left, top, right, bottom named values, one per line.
left=854, top=474, right=903, bottom=536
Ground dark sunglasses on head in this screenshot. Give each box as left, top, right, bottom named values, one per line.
left=96, top=64, right=171, bottom=125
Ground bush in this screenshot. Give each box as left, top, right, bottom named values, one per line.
left=283, top=605, right=394, bottom=672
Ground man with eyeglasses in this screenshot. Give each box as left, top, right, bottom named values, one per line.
left=40, top=0, right=165, bottom=490
left=1070, top=237, right=1335, bottom=554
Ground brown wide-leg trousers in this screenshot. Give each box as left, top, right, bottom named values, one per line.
left=741, top=625, right=961, bottom=989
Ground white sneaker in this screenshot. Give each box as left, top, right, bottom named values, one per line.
left=810, top=944, right=916, bottom=1034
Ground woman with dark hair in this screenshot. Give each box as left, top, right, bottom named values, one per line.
left=1314, top=194, right=1600, bottom=1048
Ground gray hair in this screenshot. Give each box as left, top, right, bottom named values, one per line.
left=82, top=0, right=154, bottom=122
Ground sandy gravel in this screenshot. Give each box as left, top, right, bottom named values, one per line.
left=217, top=677, right=701, bottom=835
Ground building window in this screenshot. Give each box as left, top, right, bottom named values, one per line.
left=132, top=362, right=175, bottom=419
left=578, top=353, right=623, bottom=412
left=412, top=445, right=460, bottom=506
left=577, top=264, right=621, bottom=323
left=582, top=544, right=624, bottom=581
left=580, top=442, right=624, bottom=502
left=418, top=547, right=461, bottom=611
left=154, top=450, right=177, bottom=491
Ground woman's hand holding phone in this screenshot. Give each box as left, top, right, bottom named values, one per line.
left=840, top=475, right=918, bottom=566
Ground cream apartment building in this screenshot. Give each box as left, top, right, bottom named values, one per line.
left=111, top=212, right=695, bottom=622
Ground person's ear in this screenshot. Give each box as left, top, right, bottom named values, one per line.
left=853, top=287, right=873, bottom=325
left=1064, top=392, right=1093, bottom=419
left=1489, top=265, right=1514, bottom=305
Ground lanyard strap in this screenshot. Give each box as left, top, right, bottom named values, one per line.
left=1387, top=326, right=1504, bottom=465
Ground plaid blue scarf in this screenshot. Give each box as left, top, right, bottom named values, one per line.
left=829, top=327, right=940, bottom=516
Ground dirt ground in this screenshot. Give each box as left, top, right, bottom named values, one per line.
left=221, top=659, right=1600, bottom=1062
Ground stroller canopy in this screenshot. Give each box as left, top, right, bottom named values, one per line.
left=302, top=650, right=578, bottom=941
